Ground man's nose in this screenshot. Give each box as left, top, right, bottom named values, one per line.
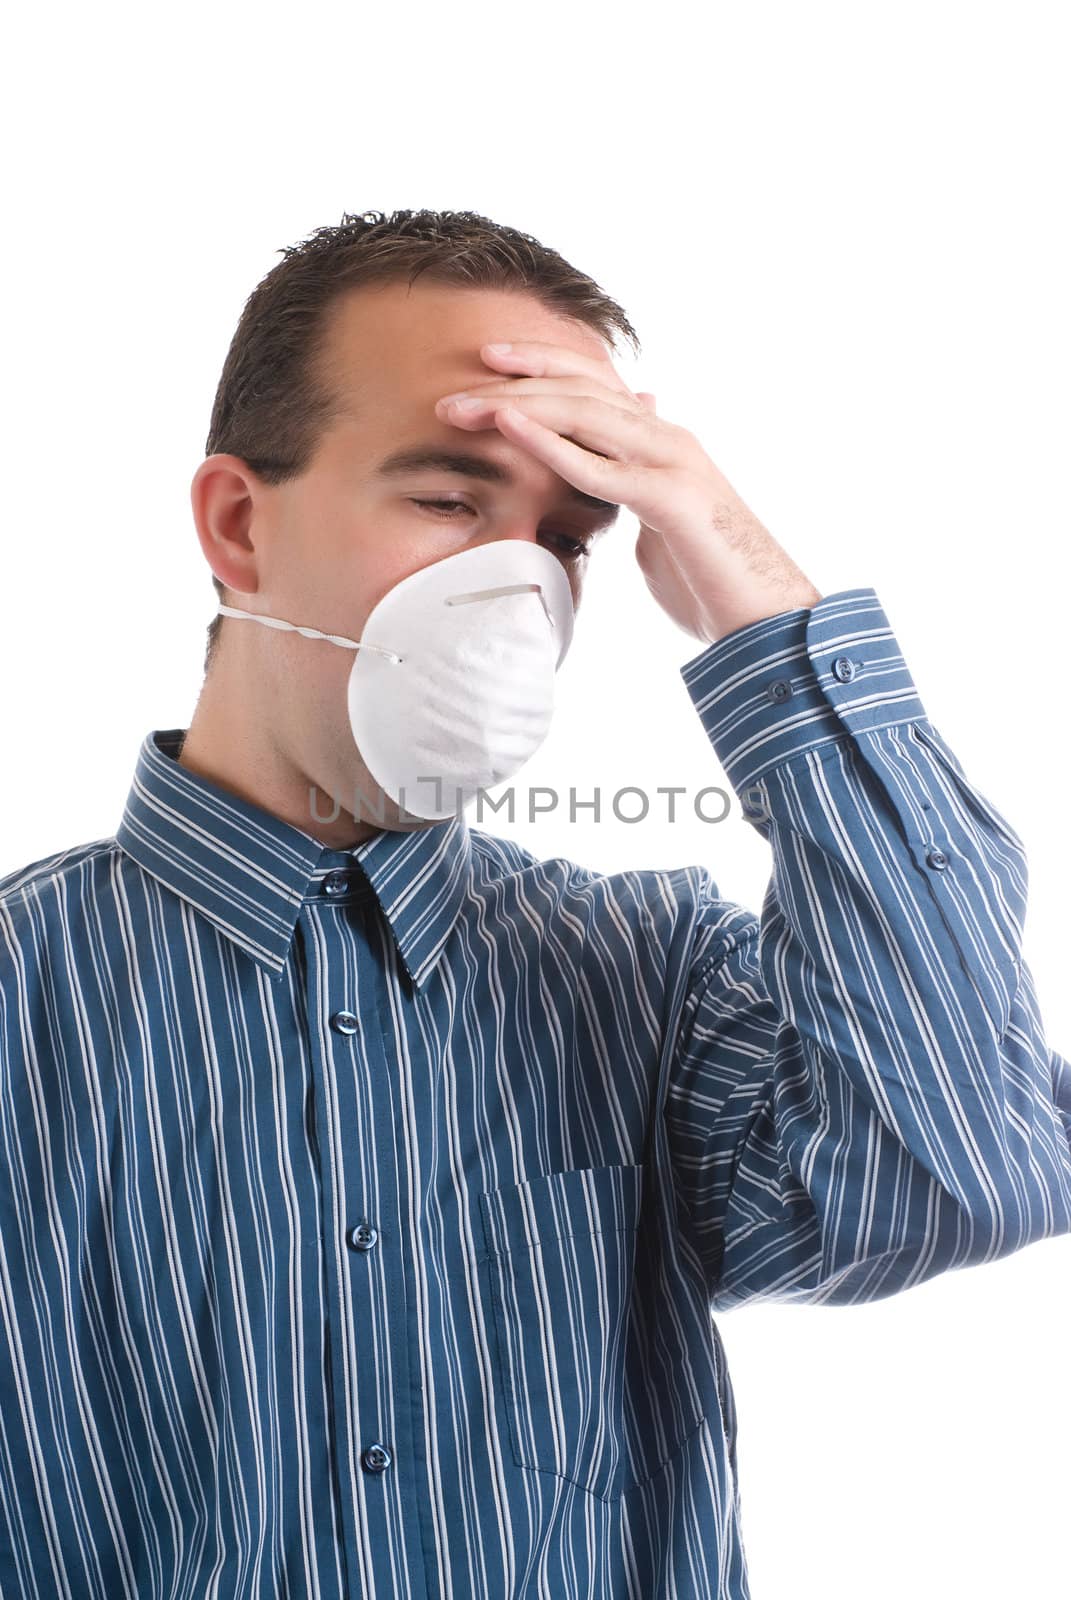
left=470, top=528, right=540, bottom=547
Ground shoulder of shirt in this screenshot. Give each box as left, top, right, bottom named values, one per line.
left=466, top=826, right=756, bottom=964
left=0, top=836, right=119, bottom=912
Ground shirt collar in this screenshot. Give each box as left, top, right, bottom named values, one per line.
left=115, top=729, right=473, bottom=991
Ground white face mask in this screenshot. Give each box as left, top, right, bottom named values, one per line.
left=216, top=538, right=576, bottom=821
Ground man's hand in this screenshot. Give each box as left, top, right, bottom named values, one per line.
left=434, top=340, right=822, bottom=644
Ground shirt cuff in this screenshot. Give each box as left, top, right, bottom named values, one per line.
left=680, top=587, right=928, bottom=791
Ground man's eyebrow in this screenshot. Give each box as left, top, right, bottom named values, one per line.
left=372, top=444, right=620, bottom=527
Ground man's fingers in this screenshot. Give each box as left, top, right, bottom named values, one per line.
left=480, top=340, right=638, bottom=401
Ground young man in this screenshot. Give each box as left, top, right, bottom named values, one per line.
left=2, top=210, right=1068, bottom=1599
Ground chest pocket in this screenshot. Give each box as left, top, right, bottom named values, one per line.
left=479, top=1162, right=644, bottom=1503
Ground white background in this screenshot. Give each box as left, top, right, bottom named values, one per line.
left=3, top=2, right=1069, bottom=1595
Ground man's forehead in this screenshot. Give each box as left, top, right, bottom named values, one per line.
left=324, top=281, right=616, bottom=398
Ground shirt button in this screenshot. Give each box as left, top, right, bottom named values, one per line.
left=767, top=678, right=793, bottom=703
left=347, top=1221, right=379, bottom=1252
left=832, top=655, right=857, bottom=683
left=330, top=1010, right=360, bottom=1035
left=926, top=848, right=950, bottom=871
left=362, top=1443, right=392, bottom=1474
left=323, top=870, right=351, bottom=897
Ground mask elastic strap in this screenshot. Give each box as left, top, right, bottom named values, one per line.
left=216, top=604, right=403, bottom=663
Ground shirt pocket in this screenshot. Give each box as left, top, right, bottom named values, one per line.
left=479, top=1162, right=644, bottom=1503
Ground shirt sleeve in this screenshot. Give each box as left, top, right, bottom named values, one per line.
left=665, top=587, right=1071, bottom=1312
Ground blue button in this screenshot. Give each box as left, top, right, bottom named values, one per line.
left=767, top=678, right=793, bottom=703
left=330, top=1010, right=360, bottom=1035
left=323, top=870, right=351, bottom=897
left=925, top=848, right=950, bottom=871
left=347, top=1221, right=379, bottom=1252
left=362, top=1443, right=392, bottom=1474
left=832, top=656, right=857, bottom=683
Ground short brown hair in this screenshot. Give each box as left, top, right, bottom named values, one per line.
left=200, top=208, right=641, bottom=674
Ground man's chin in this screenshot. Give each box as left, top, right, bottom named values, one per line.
left=350, top=784, right=450, bottom=834
left=317, top=753, right=465, bottom=835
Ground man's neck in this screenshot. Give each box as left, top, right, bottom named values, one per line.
left=177, top=666, right=382, bottom=849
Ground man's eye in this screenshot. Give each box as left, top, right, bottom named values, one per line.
left=409, top=500, right=593, bottom=559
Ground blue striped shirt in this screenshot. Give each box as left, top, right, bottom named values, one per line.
left=2, top=586, right=1069, bottom=1599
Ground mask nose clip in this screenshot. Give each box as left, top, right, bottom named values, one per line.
left=444, top=581, right=555, bottom=628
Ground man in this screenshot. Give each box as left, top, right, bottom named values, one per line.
left=2, top=209, right=1068, bottom=1599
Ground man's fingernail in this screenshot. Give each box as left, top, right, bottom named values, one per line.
left=486, top=343, right=512, bottom=354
